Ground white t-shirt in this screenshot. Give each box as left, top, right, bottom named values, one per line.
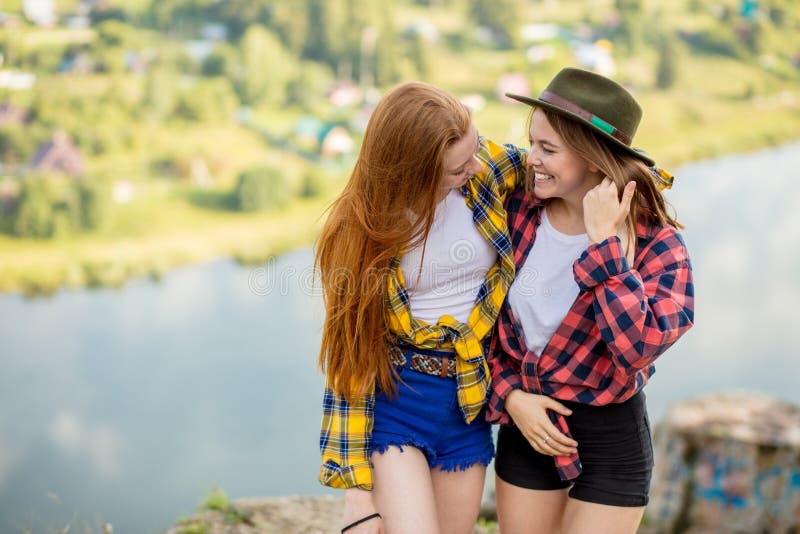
left=399, top=189, right=497, bottom=324
left=507, top=208, right=589, bottom=355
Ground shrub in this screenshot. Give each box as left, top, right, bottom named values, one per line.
left=79, top=179, right=111, bottom=231
left=299, top=168, right=326, bottom=198
left=14, top=177, right=55, bottom=238
left=234, top=167, right=290, bottom=212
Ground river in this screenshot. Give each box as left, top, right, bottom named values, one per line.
left=1, top=142, right=798, bottom=532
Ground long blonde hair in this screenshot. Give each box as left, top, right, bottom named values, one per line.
left=527, top=108, right=682, bottom=253
left=316, top=82, right=471, bottom=399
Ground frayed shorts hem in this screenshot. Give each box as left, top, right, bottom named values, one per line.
left=372, top=439, right=495, bottom=473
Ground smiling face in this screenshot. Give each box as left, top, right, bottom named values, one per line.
left=439, top=124, right=482, bottom=197
left=527, top=108, right=601, bottom=205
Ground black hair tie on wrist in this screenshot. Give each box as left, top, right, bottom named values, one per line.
left=341, top=512, right=381, bottom=533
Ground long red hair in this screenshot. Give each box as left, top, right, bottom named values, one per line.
left=316, top=82, right=472, bottom=399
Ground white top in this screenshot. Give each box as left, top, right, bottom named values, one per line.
left=507, top=208, right=590, bottom=355
left=399, top=188, right=497, bottom=324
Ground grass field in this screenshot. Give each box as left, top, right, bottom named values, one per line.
left=2, top=1, right=799, bottom=295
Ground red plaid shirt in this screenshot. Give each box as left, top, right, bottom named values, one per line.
left=487, top=189, right=694, bottom=480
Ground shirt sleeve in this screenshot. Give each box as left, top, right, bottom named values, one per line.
left=485, top=325, right=523, bottom=425
left=572, top=229, right=695, bottom=374
left=477, top=138, right=528, bottom=200
left=318, top=382, right=376, bottom=490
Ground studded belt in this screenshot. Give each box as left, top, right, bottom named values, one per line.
left=389, top=346, right=457, bottom=379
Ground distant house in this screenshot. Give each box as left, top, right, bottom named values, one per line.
left=183, top=40, right=215, bottom=64
left=326, top=81, right=362, bottom=108
left=404, top=18, right=440, bottom=43
left=0, top=12, right=23, bottom=29
left=573, top=40, right=616, bottom=77
left=0, top=70, right=36, bottom=91
left=23, top=0, right=56, bottom=27
left=112, top=180, right=134, bottom=204
left=498, top=73, right=530, bottom=103
left=520, top=23, right=561, bottom=43
left=59, top=52, right=94, bottom=75
left=31, top=132, right=84, bottom=176
left=189, top=157, right=213, bottom=188
left=320, top=126, right=355, bottom=159
left=80, top=0, right=111, bottom=11
left=202, top=23, right=228, bottom=42
left=740, top=0, right=760, bottom=20
left=526, top=44, right=555, bottom=64
left=294, top=116, right=324, bottom=151
left=65, top=15, right=90, bottom=30
left=0, top=101, right=27, bottom=127
left=124, top=50, right=151, bottom=75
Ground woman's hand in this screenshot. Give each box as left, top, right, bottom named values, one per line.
left=583, top=178, right=636, bottom=246
left=343, top=488, right=383, bottom=533
left=505, top=390, right=578, bottom=456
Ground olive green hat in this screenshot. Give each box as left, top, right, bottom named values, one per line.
left=506, top=67, right=655, bottom=167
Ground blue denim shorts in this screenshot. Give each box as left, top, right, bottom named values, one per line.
left=371, top=351, right=494, bottom=472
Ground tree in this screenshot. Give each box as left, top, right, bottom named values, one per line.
left=234, top=167, right=291, bottom=212
left=79, top=179, right=111, bottom=231
left=270, top=2, right=310, bottom=55
left=302, top=0, right=349, bottom=67
left=656, top=37, right=678, bottom=90
left=408, top=33, right=432, bottom=81
left=240, top=25, right=296, bottom=106
left=142, top=67, right=179, bottom=120
left=201, top=43, right=241, bottom=78
left=468, top=0, right=521, bottom=47
left=173, top=79, right=239, bottom=122
left=373, top=15, right=403, bottom=86
left=740, top=19, right=766, bottom=55
left=299, top=168, right=327, bottom=198
left=615, top=0, right=643, bottom=14
left=286, top=61, right=334, bottom=108
left=14, top=177, right=55, bottom=239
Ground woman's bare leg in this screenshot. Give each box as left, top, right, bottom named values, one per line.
left=430, top=464, right=486, bottom=534
left=561, top=499, right=645, bottom=534
left=372, top=446, right=439, bottom=533
left=495, top=475, right=569, bottom=534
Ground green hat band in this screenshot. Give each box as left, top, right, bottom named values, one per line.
left=540, top=90, right=632, bottom=146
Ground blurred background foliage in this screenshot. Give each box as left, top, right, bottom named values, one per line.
left=0, top=0, right=799, bottom=295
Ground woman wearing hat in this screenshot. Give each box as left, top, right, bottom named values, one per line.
left=486, top=67, right=695, bottom=533
left=316, top=82, right=527, bottom=533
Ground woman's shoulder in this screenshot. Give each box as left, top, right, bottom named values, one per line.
left=474, top=137, right=527, bottom=193
left=507, top=187, right=546, bottom=213
left=635, top=219, right=690, bottom=263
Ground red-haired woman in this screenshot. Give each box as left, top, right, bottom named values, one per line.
left=316, top=82, right=526, bottom=533
left=487, top=68, right=694, bottom=534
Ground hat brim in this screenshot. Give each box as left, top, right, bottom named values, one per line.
left=505, top=92, right=655, bottom=167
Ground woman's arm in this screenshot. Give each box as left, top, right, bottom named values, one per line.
left=578, top=178, right=694, bottom=373
left=573, top=230, right=694, bottom=373
left=487, top=332, right=576, bottom=455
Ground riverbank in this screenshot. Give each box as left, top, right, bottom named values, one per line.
left=0, top=193, right=330, bottom=296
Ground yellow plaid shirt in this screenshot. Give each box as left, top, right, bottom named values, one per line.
left=319, top=139, right=527, bottom=490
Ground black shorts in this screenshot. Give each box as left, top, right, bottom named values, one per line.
left=494, top=391, right=654, bottom=507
